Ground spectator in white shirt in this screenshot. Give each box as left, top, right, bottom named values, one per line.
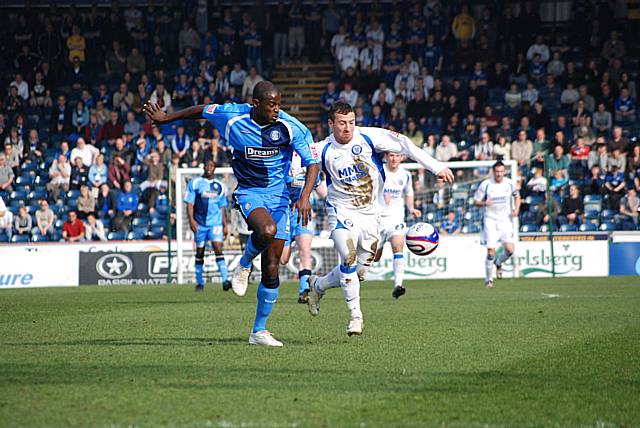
left=359, top=38, right=383, bottom=73
left=241, top=67, right=264, bottom=100
left=338, top=82, right=359, bottom=108
left=10, top=74, right=29, bottom=101
left=0, top=196, right=13, bottom=241
left=229, top=63, right=247, bottom=89
left=526, top=35, right=550, bottom=63
left=70, top=137, right=98, bottom=167
left=372, top=82, right=395, bottom=105
left=337, top=36, right=359, bottom=73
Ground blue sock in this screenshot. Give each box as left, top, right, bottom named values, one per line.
left=298, top=269, right=312, bottom=295
left=252, top=280, right=280, bottom=333
left=240, top=235, right=265, bottom=269
left=216, top=256, right=228, bottom=282
left=195, top=263, right=204, bottom=286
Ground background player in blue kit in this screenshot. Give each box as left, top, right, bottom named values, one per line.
left=184, top=160, right=231, bottom=292
left=144, top=81, right=320, bottom=347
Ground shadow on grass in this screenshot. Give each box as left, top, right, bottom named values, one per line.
left=1, top=336, right=323, bottom=347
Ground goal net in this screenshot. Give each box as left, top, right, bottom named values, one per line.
left=175, top=160, right=518, bottom=284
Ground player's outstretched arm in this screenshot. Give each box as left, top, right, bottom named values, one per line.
left=143, top=102, right=206, bottom=125
left=362, top=127, right=454, bottom=183
left=293, top=163, right=320, bottom=226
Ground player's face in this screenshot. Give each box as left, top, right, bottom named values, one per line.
left=493, top=165, right=506, bottom=182
left=386, top=152, right=403, bottom=169
left=253, top=91, right=281, bottom=125
left=329, top=112, right=355, bottom=145
left=203, top=161, right=216, bottom=178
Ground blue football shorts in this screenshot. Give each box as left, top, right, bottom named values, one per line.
left=195, top=225, right=224, bottom=247
left=234, top=191, right=290, bottom=241
left=284, top=207, right=313, bottom=247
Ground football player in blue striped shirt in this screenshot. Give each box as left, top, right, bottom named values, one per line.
left=144, top=81, right=320, bottom=347
left=184, top=160, right=231, bottom=292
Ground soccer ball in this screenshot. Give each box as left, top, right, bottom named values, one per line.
left=405, top=222, right=439, bottom=256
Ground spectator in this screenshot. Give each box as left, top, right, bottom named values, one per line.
left=140, top=151, right=166, bottom=211
left=170, top=125, right=190, bottom=159
left=34, top=199, right=56, bottom=241
left=504, top=83, right=522, bottom=113
left=70, top=137, right=98, bottom=168
left=526, top=167, right=547, bottom=197
left=76, top=185, right=96, bottom=220
left=547, top=145, right=570, bottom=188
left=97, top=183, right=117, bottom=220
left=601, top=31, right=625, bottom=61
left=13, top=206, right=31, bottom=237
left=69, top=157, right=89, bottom=190
left=50, top=95, right=72, bottom=135
left=561, top=184, right=583, bottom=225
left=511, top=130, right=533, bottom=172
left=149, top=84, right=172, bottom=112
left=404, top=119, right=423, bottom=147
left=474, top=132, right=494, bottom=161
left=103, top=111, right=124, bottom=144
left=108, top=153, right=131, bottom=191
left=3, top=143, right=20, bottom=177
left=440, top=211, right=460, bottom=235
left=338, top=82, right=358, bottom=108
left=67, top=25, right=86, bottom=63
left=546, top=51, right=565, bottom=77
left=272, top=3, right=289, bottom=64
left=112, top=83, right=134, bottom=115
left=124, top=111, right=141, bottom=137
left=585, top=165, right=605, bottom=195
left=61, top=210, right=85, bottom=242
left=618, top=188, right=639, bottom=229
left=603, top=164, right=626, bottom=209
left=320, top=81, right=340, bottom=121
left=493, top=136, right=511, bottom=161
left=126, top=47, right=146, bottom=75
left=85, top=213, right=108, bottom=242
left=614, top=88, right=636, bottom=124
left=337, top=37, right=359, bottom=73
left=588, top=142, right=609, bottom=171
left=241, top=67, right=264, bottom=100
left=592, top=103, right=613, bottom=135
left=113, top=181, right=138, bottom=232
left=178, top=21, right=201, bottom=55
left=451, top=4, right=476, bottom=44
left=46, top=155, right=71, bottom=201
left=0, top=196, right=13, bottom=241
left=435, top=135, right=458, bottom=162
left=526, top=35, right=550, bottom=63
left=184, top=140, right=205, bottom=168
left=609, top=126, right=629, bottom=154
left=10, top=73, right=29, bottom=101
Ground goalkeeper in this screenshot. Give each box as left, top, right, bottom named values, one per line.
left=184, top=160, right=231, bottom=292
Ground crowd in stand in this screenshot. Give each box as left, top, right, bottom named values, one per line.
left=0, top=1, right=638, bottom=243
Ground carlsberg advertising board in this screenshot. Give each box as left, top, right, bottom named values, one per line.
left=367, top=235, right=608, bottom=280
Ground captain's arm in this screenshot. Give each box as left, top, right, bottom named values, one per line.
left=144, top=103, right=206, bottom=124
left=362, top=127, right=454, bottom=181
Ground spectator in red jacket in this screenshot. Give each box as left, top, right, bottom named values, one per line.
left=102, top=111, right=124, bottom=146
left=62, top=210, right=85, bottom=242
left=108, top=153, right=131, bottom=190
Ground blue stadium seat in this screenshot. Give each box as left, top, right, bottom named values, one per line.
left=107, top=231, right=127, bottom=241
left=520, top=224, right=538, bottom=233
left=600, top=209, right=616, bottom=221
left=599, top=222, right=616, bottom=231
left=10, top=235, right=30, bottom=243
left=0, top=234, right=9, bottom=243
left=34, top=173, right=49, bottom=185
left=16, top=174, right=35, bottom=186
left=66, top=199, right=78, bottom=210
left=10, top=190, right=28, bottom=202
left=579, top=223, right=597, bottom=232
left=525, top=195, right=544, bottom=206
left=150, top=217, right=166, bottom=227
left=28, top=189, right=47, bottom=201
left=66, top=189, right=81, bottom=200
left=583, top=194, right=602, bottom=211
left=54, top=219, right=65, bottom=229
left=31, top=233, right=46, bottom=242
left=559, top=224, right=578, bottom=232
left=132, top=217, right=150, bottom=228
left=128, top=230, right=147, bottom=240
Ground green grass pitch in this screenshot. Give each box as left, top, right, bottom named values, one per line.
left=1, top=277, right=639, bottom=427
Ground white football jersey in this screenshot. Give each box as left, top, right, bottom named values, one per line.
left=381, top=165, right=414, bottom=219
left=317, top=126, right=444, bottom=216
left=474, top=177, right=518, bottom=222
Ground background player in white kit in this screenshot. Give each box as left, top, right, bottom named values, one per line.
left=473, top=161, right=521, bottom=288
left=308, top=102, right=454, bottom=336
left=374, top=152, right=422, bottom=299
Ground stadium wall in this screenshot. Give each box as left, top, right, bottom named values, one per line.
left=3, top=232, right=635, bottom=289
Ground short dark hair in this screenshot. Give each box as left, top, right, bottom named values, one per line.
left=492, top=160, right=505, bottom=170
left=252, top=80, right=279, bottom=100
left=329, top=101, right=354, bottom=120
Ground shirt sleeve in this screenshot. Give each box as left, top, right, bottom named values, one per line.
left=201, top=103, right=246, bottom=137
left=184, top=179, right=196, bottom=204
left=360, top=127, right=445, bottom=175
left=281, top=112, right=320, bottom=167
left=474, top=181, right=487, bottom=202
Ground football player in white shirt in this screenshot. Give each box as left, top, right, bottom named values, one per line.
left=374, top=152, right=422, bottom=299
left=308, top=102, right=454, bottom=336
left=473, top=161, right=521, bottom=288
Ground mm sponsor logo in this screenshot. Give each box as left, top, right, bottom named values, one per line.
left=245, top=147, right=280, bottom=159
left=337, top=162, right=368, bottom=182
left=502, top=247, right=584, bottom=276
left=0, top=273, right=34, bottom=286
left=96, top=254, right=133, bottom=279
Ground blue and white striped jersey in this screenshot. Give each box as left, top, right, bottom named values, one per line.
left=184, top=177, right=227, bottom=227
left=202, top=103, right=319, bottom=195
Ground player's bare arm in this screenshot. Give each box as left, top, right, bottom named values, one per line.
left=186, top=203, right=198, bottom=233
left=143, top=102, right=205, bottom=124
left=222, top=208, right=228, bottom=238
left=513, top=194, right=521, bottom=218
left=293, top=163, right=320, bottom=226
left=406, top=195, right=421, bottom=218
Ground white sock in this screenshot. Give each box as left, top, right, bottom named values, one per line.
left=339, top=265, right=361, bottom=313
left=392, top=252, right=405, bottom=288
left=496, top=251, right=512, bottom=267
left=317, top=265, right=341, bottom=293
left=485, top=256, right=496, bottom=282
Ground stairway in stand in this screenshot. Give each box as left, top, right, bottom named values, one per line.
left=271, top=63, right=333, bottom=131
